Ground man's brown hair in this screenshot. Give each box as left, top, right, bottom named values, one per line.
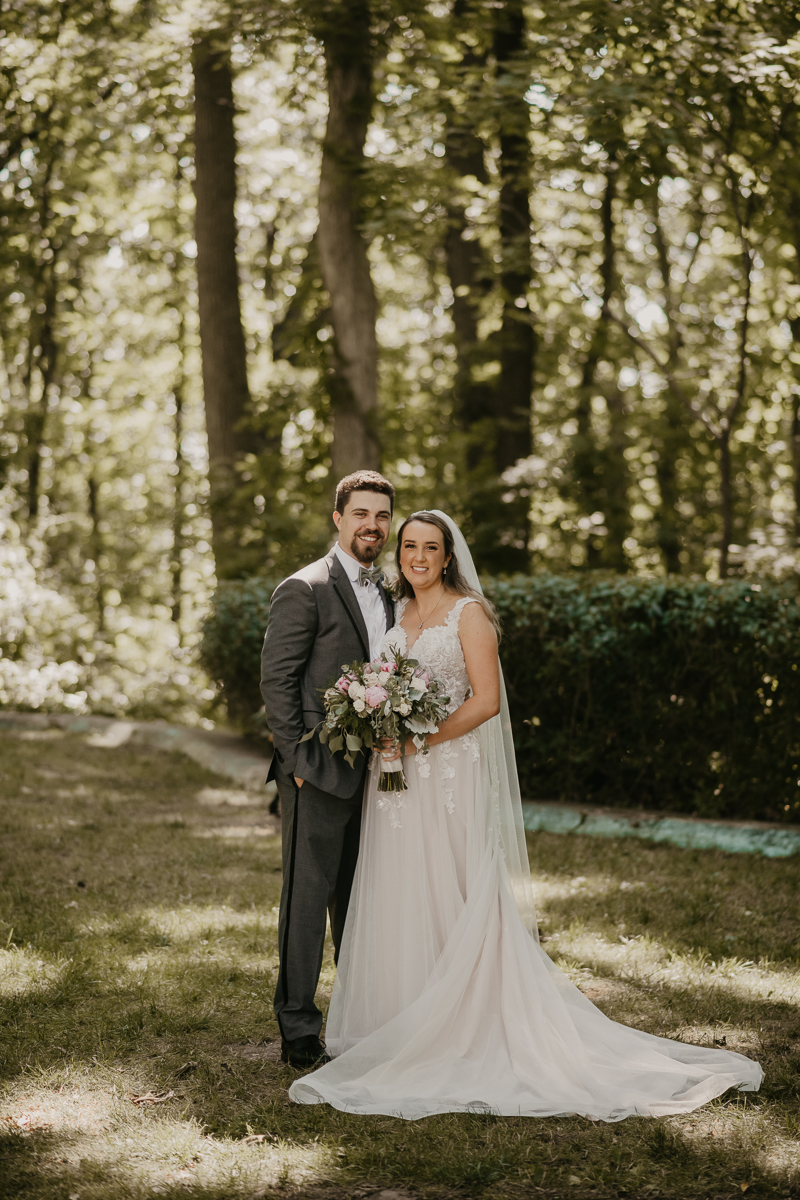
left=334, top=470, right=395, bottom=514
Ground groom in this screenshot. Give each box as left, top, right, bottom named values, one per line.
left=261, top=470, right=395, bottom=1067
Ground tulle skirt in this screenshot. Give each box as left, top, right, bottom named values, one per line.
left=290, top=743, right=763, bottom=1120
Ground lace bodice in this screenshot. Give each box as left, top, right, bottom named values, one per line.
left=382, top=596, right=478, bottom=715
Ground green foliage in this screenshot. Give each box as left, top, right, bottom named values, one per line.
left=0, top=488, right=90, bottom=711
left=205, top=572, right=800, bottom=822
left=487, top=573, right=800, bottom=823
left=0, top=486, right=213, bottom=720
left=198, top=576, right=278, bottom=726
left=4, top=1, right=800, bottom=718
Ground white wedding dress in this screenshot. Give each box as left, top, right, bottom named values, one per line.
left=290, top=596, right=763, bottom=1120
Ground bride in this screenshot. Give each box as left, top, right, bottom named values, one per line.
left=290, top=510, right=763, bottom=1120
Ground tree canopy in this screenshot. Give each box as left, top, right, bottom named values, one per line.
left=2, top=0, right=800, bottom=714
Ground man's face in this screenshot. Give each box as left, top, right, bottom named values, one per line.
left=333, top=490, right=392, bottom=564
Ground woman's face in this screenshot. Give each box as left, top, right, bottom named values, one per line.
left=399, top=521, right=450, bottom=593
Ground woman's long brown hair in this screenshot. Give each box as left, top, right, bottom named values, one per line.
left=393, top=512, right=501, bottom=636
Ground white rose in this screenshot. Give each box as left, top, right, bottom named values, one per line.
left=354, top=699, right=366, bottom=713
left=399, top=702, right=411, bottom=715
left=411, top=675, right=428, bottom=691
left=364, top=671, right=381, bottom=686
left=349, top=682, right=365, bottom=700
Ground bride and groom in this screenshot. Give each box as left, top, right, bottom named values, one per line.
left=261, top=470, right=762, bottom=1120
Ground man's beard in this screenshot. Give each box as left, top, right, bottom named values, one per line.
left=349, top=533, right=384, bottom=564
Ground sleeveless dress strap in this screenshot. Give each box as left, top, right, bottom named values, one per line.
left=446, top=595, right=479, bottom=629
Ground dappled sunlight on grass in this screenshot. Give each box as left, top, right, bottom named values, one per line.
left=549, top=925, right=800, bottom=1009
left=0, top=731, right=798, bottom=1198
left=0, top=1067, right=338, bottom=1194
left=663, top=1099, right=800, bottom=1190
left=195, top=787, right=268, bottom=809
left=139, top=903, right=280, bottom=944
left=0, top=949, right=66, bottom=1000
left=192, top=824, right=279, bottom=839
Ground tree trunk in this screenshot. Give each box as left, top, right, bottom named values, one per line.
left=650, top=188, right=705, bottom=575
left=26, top=265, right=58, bottom=520
left=786, top=179, right=800, bottom=544
left=604, top=384, right=631, bottom=571
left=574, top=146, right=630, bottom=570
left=718, top=430, right=733, bottom=579
left=790, top=318, right=800, bottom=547
left=462, top=0, right=533, bottom=573
left=87, top=471, right=106, bottom=632
left=652, top=393, right=683, bottom=574
left=171, top=302, right=187, bottom=638
left=492, top=0, right=534, bottom=470
left=315, top=0, right=380, bottom=479
left=444, top=124, right=491, bottom=440
left=717, top=190, right=752, bottom=578
left=443, top=0, right=489, bottom=442
left=192, top=33, right=255, bottom=576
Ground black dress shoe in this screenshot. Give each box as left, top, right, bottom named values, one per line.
left=280, top=1034, right=331, bottom=1068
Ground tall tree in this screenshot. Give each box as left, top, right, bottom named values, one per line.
left=192, top=32, right=257, bottom=577
left=479, top=0, right=534, bottom=572
left=314, top=0, right=380, bottom=478
left=440, top=0, right=491, bottom=451
left=573, top=143, right=631, bottom=571
left=436, top=0, right=535, bottom=572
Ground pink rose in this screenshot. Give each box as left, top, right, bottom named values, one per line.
left=380, top=661, right=396, bottom=673
left=364, top=685, right=389, bottom=709
left=335, top=676, right=351, bottom=693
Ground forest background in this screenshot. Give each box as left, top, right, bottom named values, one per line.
left=2, top=0, right=800, bottom=728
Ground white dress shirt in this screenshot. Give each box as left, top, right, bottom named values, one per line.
left=335, top=542, right=388, bottom=661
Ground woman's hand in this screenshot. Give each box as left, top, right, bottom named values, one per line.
left=379, top=737, right=402, bottom=763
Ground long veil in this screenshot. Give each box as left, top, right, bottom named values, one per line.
left=430, top=511, right=539, bottom=942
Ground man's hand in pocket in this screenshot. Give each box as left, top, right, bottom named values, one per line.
left=294, top=777, right=304, bottom=788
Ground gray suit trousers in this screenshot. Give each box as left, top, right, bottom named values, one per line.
left=273, top=768, right=363, bottom=1041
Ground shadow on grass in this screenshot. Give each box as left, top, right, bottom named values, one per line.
left=0, top=734, right=798, bottom=1198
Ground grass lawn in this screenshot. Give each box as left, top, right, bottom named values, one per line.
left=0, top=729, right=798, bottom=1200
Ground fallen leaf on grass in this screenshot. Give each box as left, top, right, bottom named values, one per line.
left=130, top=1090, right=180, bottom=1105
left=242, top=1132, right=276, bottom=1144
left=13, top=1115, right=31, bottom=1128
left=741, top=1186, right=751, bottom=1193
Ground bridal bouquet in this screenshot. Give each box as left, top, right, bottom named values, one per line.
left=304, top=652, right=450, bottom=793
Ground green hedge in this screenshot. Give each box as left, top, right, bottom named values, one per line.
left=201, top=572, right=800, bottom=824
left=199, top=578, right=280, bottom=729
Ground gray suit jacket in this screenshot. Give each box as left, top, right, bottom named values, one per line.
left=260, top=547, right=394, bottom=799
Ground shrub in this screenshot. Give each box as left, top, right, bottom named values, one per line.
left=201, top=571, right=800, bottom=823
left=199, top=578, right=279, bottom=729
left=485, top=573, right=800, bottom=824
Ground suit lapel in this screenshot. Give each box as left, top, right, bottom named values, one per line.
left=330, top=551, right=370, bottom=658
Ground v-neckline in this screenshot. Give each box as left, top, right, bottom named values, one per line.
left=395, top=601, right=461, bottom=653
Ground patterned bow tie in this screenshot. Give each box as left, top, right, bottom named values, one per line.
left=358, top=565, right=384, bottom=588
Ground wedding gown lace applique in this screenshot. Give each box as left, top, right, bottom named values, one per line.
left=289, top=596, right=763, bottom=1121
left=383, top=597, right=476, bottom=816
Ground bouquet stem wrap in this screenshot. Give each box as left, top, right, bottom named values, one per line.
left=378, top=744, right=407, bottom=793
